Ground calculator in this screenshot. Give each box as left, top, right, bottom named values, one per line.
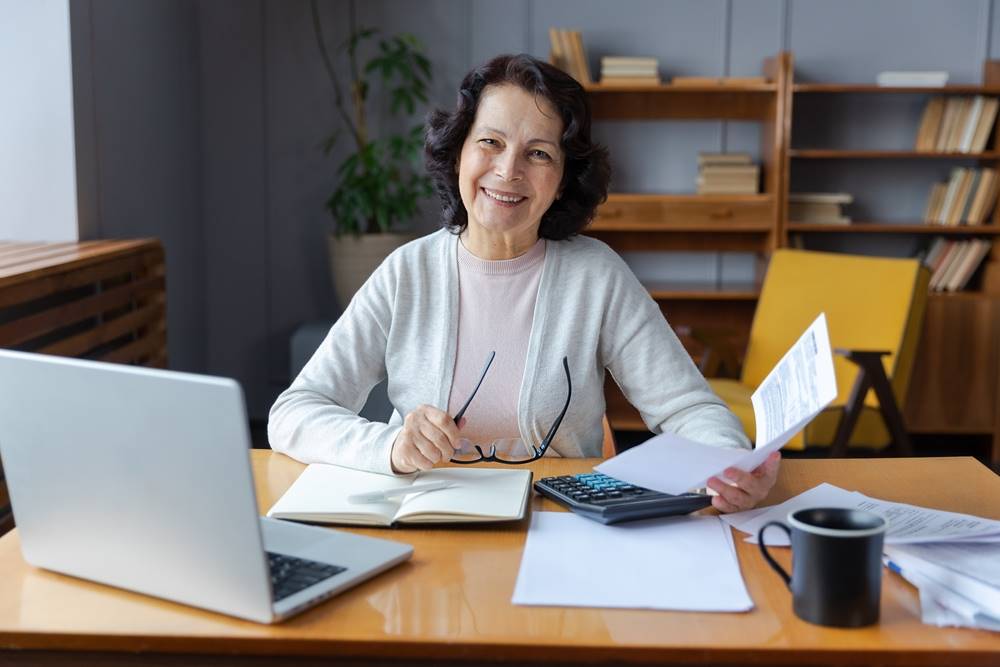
left=534, top=472, right=712, bottom=525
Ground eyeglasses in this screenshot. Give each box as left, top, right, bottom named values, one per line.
left=449, top=351, right=572, bottom=465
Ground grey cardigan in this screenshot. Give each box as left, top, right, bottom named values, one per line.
left=268, top=229, right=750, bottom=474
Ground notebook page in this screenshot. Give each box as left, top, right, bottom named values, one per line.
left=266, top=463, right=412, bottom=525
left=394, top=468, right=531, bottom=522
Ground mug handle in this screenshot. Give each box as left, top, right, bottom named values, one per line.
left=758, top=521, right=792, bottom=588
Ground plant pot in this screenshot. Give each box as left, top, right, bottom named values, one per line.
left=327, top=232, right=416, bottom=309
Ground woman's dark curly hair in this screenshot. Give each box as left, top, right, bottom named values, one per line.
left=424, top=54, right=611, bottom=240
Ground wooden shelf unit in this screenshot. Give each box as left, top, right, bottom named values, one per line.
left=790, top=149, right=1000, bottom=159
left=589, top=53, right=1000, bottom=460
left=787, top=223, right=1000, bottom=234
left=584, top=54, right=791, bottom=433
left=786, top=58, right=1000, bottom=462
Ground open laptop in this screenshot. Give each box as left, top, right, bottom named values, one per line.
left=0, top=349, right=413, bottom=623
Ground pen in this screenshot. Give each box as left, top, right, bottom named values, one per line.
left=348, top=481, right=455, bottom=504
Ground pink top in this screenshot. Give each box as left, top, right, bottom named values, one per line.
left=446, top=237, right=547, bottom=446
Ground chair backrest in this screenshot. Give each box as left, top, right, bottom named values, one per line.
left=743, top=249, right=930, bottom=409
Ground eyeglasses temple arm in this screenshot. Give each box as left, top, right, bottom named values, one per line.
left=452, top=350, right=496, bottom=423
left=537, top=356, right=572, bottom=453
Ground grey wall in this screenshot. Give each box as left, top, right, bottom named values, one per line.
left=72, top=0, right=1000, bottom=419
left=71, top=0, right=206, bottom=371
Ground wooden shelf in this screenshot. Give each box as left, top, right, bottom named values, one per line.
left=788, top=223, right=1000, bottom=234
left=794, top=83, right=1000, bottom=94
left=643, top=282, right=761, bottom=300
left=585, top=82, right=777, bottom=93
left=789, top=150, right=1000, bottom=159
left=585, top=83, right=778, bottom=120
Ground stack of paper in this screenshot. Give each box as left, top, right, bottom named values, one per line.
left=721, top=483, right=1000, bottom=631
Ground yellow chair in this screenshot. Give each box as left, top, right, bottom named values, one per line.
left=708, top=249, right=930, bottom=454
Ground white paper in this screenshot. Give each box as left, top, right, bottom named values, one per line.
left=749, top=313, right=838, bottom=447
left=512, top=511, right=753, bottom=611
left=596, top=314, right=837, bottom=495
left=721, top=482, right=1000, bottom=546
left=885, top=556, right=1000, bottom=631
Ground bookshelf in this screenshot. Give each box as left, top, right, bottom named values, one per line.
left=584, top=53, right=792, bottom=431
left=785, top=57, right=1000, bottom=462
left=581, top=50, right=1000, bottom=461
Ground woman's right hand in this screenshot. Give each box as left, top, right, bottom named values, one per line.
left=390, top=404, right=461, bottom=473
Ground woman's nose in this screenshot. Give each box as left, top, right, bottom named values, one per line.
left=494, top=151, right=523, bottom=182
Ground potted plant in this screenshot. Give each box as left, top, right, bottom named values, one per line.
left=311, top=0, right=434, bottom=308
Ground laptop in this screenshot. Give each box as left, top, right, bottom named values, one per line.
left=0, top=350, right=413, bottom=623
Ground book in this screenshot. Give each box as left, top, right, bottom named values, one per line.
left=915, top=97, right=945, bottom=151
left=936, top=98, right=962, bottom=151
left=601, top=56, right=659, bottom=68
left=947, top=168, right=974, bottom=225
left=876, top=70, right=949, bottom=87
left=569, top=30, right=591, bottom=84
left=936, top=168, right=965, bottom=225
left=671, top=76, right=768, bottom=86
left=970, top=97, right=1000, bottom=153
left=959, top=96, right=985, bottom=152
left=598, top=76, right=661, bottom=86
left=945, top=97, right=972, bottom=152
left=923, top=182, right=947, bottom=224
left=266, top=464, right=533, bottom=527
left=970, top=168, right=999, bottom=223
left=788, top=192, right=854, bottom=205
left=931, top=240, right=966, bottom=290
left=947, top=239, right=992, bottom=291
left=698, top=152, right=752, bottom=166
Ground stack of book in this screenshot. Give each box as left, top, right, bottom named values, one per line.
left=548, top=28, right=591, bottom=84
left=696, top=153, right=759, bottom=194
left=599, top=56, right=660, bottom=86
left=923, top=237, right=993, bottom=292
left=914, top=96, right=999, bottom=153
left=923, top=167, right=998, bottom=225
left=788, top=193, right=853, bottom=224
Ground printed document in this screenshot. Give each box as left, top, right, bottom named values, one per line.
left=512, top=511, right=753, bottom=611
left=596, top=313, right=837, bottom=494
left=720, top=482, right=1000, bottom=545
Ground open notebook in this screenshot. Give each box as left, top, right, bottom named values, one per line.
left=266, top=464, right=532, bottom=527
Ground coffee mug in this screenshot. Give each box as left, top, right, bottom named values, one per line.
left=758, top=507, right=888, bottom=628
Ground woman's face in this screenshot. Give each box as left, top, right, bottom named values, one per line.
left=457, top=84, right=565, bottom=245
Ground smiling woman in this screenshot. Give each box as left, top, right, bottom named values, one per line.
left=268, top=54, right=778, bottom=514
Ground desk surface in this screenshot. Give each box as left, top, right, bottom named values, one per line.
left=0, top=453, right=998, bottom=666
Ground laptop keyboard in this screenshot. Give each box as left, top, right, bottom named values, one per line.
left=267, top=551, right=346, bottom=602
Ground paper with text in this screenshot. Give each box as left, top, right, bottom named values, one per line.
left=596, top=314, right=837, bottom=495
left=512, top=511, right=753, bottom=611
left=720, top=482, right=1000, bottom=545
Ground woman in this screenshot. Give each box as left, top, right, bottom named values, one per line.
left=269, top=54, right=779, bottom=512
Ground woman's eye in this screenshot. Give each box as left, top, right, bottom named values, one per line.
left=530, top=149, right=552, bottom=161
left=479, top=138, right=498, bottom=147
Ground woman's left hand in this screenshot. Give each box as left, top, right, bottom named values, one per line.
left=706, top=451, right=781, bottom=513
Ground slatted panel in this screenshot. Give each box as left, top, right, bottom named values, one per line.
left=0, top=239, right=167, bottom=535
left=0, top=239, right=167, bottom=366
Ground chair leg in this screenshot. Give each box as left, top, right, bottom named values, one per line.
left=832, top=350, right=914, bottom=457
left=830, top=371, right=871, bottom=458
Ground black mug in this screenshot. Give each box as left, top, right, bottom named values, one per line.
left=758, top=507, right=888, bottom=628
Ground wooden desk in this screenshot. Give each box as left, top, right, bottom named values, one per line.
left=0, top=453, right=997, bottom=666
